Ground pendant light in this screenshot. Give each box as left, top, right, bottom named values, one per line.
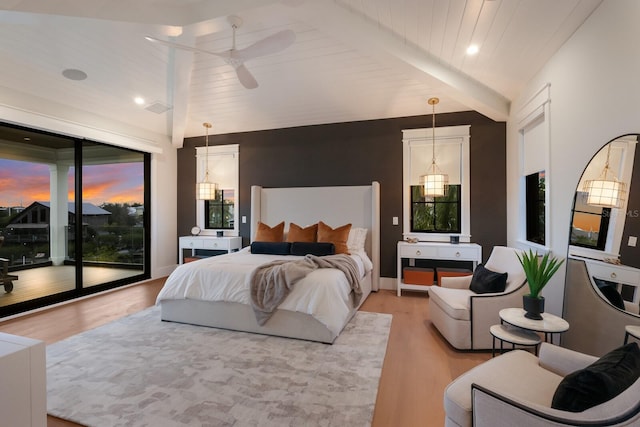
left=420, top=97, right=448, bottom=197
left=583, top=142, right=626, bottom=208
left=196, top=122, right=218, bottom=200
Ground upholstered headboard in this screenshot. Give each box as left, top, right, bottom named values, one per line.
left=250, top=182, right=380, bottom=291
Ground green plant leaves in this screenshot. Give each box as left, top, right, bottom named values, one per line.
left=516, top=249, right=565, bottom=298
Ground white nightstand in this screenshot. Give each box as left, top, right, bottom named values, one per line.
left=179, top=236, right=242, bottom=264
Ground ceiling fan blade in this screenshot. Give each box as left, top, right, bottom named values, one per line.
left=145, top=36, right=225, bottom=58
left=235, top=29, right=296, bottom=61
left=235, top=64, right=258, bottom=89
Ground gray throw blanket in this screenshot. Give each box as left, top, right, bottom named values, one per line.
left=249, top=254, right=363, bottom=326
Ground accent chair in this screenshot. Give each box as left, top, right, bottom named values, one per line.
left=428, top=246, right=527, bottom=350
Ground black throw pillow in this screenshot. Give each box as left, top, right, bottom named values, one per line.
left=551, top=342, right=640, bottom=412
left=469, top=264, right=508, bottom=294
left=250, top=241, right=291, bottom=255
left=290, top=242, right=335, bottom=256
left=594, top=278, right=626, bottom=310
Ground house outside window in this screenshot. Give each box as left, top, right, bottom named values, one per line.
left=570, top=191, right=610, bottom=250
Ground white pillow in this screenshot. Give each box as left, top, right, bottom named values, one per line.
left=347, top=227, right=368, bottom=253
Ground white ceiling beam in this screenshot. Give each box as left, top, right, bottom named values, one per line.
left=283, top=1, right=510, bottom=121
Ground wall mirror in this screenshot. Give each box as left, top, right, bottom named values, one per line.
left=568, top=134, right=640, bottom=316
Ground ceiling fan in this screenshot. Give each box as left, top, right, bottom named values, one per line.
left=145, top=15, right=296, bottom=89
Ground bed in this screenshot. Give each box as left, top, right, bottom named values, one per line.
left=157, top=182, right=380, bottom=343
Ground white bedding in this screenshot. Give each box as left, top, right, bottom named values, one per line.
left=156, top=247, right=373, bottom=336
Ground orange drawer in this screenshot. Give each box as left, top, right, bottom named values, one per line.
left=403, top=267, right=435, bottom=286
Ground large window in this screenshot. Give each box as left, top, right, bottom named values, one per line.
left=402, top=125, right=470, bottom=242
left=0, top=122, right=150, bottom=317
left=410, top=185, right=461, bottom=233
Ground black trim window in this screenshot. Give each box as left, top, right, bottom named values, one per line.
left=570, top=191, right=611, bottom=250
left=525, top=171, right=545, bottom=245
left=204, top=189, right=235, bottom=230
left=410, top=185, right=461, bottom=233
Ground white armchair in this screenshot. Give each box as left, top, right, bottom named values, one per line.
left=428, top=246, right=527, bottom=350
left=444, top=343, right=640, bottom=427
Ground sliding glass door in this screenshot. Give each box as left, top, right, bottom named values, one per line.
left=0, top=123, right=150, bottom=317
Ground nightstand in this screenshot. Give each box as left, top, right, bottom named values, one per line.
left=179, top=236, right=242, bottom=264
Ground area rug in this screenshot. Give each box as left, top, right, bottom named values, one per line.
left=46, top=306, right=392, bottom=427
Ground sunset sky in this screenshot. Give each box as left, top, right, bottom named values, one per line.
left=0, top=159, right=143, bottom=207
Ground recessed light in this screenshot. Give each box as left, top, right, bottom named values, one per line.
left=134, top=97, right=145, bottom=105
left=62, top=68, right=88, bottom=81
left=466, top=45, right=479, bottom=55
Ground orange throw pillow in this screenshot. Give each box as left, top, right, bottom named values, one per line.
left=254, top=221, right=285, bottom=242
left=287, top=223, right=318, bottom=243
left=317, top=221, right=352, bottom=254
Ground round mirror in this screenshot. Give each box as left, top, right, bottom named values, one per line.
left=569, top=134, right=640, bottom=316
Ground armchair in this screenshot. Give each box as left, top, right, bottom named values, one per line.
left=428, top=246, right=526, bottom=350
left=444, top=343, right=640, bottom=427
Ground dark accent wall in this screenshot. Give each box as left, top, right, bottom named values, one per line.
left=177, top=111, right=507, bottom=278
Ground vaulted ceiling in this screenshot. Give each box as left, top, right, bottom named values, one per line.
left=0, top=0, right=602, bottom=148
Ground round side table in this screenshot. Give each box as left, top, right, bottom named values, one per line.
left=499, top=308, right=569, bottom=344
left=490, top=324, right=541, bottom=357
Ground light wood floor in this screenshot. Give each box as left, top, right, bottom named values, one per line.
left=0, top=281, right=491, bottom=427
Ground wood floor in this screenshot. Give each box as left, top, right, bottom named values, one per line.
left=0, top=281, right=491, bottom=427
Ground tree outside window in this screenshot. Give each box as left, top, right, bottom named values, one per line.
left=410, top=185, right=461, bottom=233
left=204, top=189, right=235, bottom=229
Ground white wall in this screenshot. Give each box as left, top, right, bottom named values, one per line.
left=507, top=0, right=640, bottom=315
left=0, top=91, right=178, bottom=279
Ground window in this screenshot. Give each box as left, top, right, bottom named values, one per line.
left=518, top=84, right=550, bottom=248
left=410, top=185, right=461, bottom=233
left=196, top=144, right=239, bottom=235
left=570, top=191, right=610, bottom=250
left=204, top=189, right=235, bottom=230
left=402, top=126, right=470, bottom=242
left=525, top=172, right=545, bottom=245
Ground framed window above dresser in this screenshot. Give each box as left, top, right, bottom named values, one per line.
left=402, top=125, right=470, bottom=242
left=195, top=144, right=239, bottom=236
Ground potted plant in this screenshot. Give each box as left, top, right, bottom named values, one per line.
left=516, top=249, right=565, bottom=320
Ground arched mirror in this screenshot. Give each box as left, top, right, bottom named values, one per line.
left=569, top=135, right=640, bottom=315
left=564, top=135, right=640, bottom=356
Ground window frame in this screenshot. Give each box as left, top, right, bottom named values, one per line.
left=517, top=84, right=551, bottom=251
left=195, top=144, right=239, bottom=236
left=402, top=125, right=470, bottom=242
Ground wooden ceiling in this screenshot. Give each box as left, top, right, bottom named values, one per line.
left=0, top=0, right=602, bottom=147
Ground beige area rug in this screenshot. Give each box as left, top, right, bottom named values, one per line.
left=46, top=306, right=392, bottom=427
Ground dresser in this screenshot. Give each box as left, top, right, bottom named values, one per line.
left=397, top=241, right=482, bottom=296
left=179, top=236, right=242, bottom=264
